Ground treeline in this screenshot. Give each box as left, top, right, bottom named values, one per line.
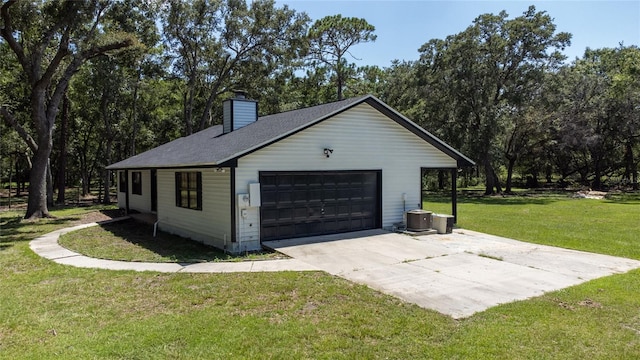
left=382, top=9, right=640, bottom=194
left=1, top=1, right=638, bottom=218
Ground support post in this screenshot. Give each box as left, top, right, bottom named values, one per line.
left=451, top=168, right=458, bottom=223
left=124, top=170, right=130, bottom=214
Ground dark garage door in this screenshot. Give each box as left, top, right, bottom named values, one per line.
left=260, top=171, right=381, bottom=241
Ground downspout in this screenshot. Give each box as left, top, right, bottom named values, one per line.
left=230, top=166, right=237, bottom=244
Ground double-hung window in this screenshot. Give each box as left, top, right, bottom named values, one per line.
left=175, top=172, right=202, bottom=210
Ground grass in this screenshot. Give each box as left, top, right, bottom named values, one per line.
left=1, top=194, right=640, bottom=359
left=424, top=191, right=640, bottom=260
left=58, top=219, right=284, bottom=263
left=477, top=253, right=504, bottom=261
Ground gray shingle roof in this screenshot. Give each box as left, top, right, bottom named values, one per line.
left=107, top=95, right=474, bottom=170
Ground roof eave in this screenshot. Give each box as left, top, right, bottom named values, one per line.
left=105, top=162, right=221, bottom=171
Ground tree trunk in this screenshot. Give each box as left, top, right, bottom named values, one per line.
left=592, top=156, right=602, bottom=190
left=184, top=75, right=195, bottom=136
left=15, top=155, right=21, bottom=196
left=56, top=94, right=69, bottom=204
left=25, top=143, right=52, bottom=219
left=101, top=91, right=113, bottom=204
left=437, top=170, right=445, bottom=190
left=199, top=61, right=234, bottom=132
left=82, top=174, right=90, bottom=196
left=130, top=70, right=140, bottom=156
left=483, top=157, right=502, bottom=195
left=623, top=140, right=638, bottom=190
left=628, top=141, right=638, bottom=190
left=8, top=152, right=13, bottom=208
left=199, top=82, right=224, bottom=132
left=25, top=84, right=56, bottom=219
left=102, top=151, right=112, bottom=204
left=505, top=156, right=516, bottom=193
left=337, top=72, right=344, bottom=101
left=579, top=169, right=589, bottom=186
left=46, top=159, right=54, bottom=207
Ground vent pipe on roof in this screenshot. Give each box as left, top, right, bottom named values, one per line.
left=223, top=90, right=258, bottom=134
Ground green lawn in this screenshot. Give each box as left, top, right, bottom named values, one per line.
left=58, top=219, right=284, bottom=263
left=1, top=195, right=640, bottom=359
left=424, top=191, right=640, bottom=259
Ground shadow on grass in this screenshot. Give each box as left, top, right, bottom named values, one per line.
left=425, top=189, right=640, bottom=207
left=0, top=194, right=28, bottom=207
left=458, top=195, right=561, bottom=206
left=423, top=191, right=563, bottom=206
left=96, top=219, right=246, bottom=262
left=603, top=192, right=640, bottom=204
left=0, top=214, right=81, bottom=243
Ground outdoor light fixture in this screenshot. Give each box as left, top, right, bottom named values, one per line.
left=323, top=148, right=333, bottom=158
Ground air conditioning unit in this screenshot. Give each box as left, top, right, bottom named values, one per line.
left=406, top=209, right=432, bottom=231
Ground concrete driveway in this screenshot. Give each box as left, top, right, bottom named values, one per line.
left=264, top=229, right=640, bottom=318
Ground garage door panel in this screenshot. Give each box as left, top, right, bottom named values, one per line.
left=260, top=171, right=381, bottom=241
left=323, top=204, right=337, bottom=216
left=261, top=225, right=276, bottom=239
left=323, top=219, right=339, bottom=232
left=279, top=208, right=293, bottom=220
left=276, top=192, right=292, bottom=203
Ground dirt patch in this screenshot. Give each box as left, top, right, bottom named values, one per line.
left=556, top=298, right=602, bottom=311
left=70, top=209, right=126, bottom=226
left=573, top=190, right=607, bottom=199
left=578, top=298, right=603, bottom=308
left=557, top=301, right=575, bottom=311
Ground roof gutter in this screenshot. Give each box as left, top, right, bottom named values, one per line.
left=105, top=163, right=222, bottom=171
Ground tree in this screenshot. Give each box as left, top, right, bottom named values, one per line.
left=0, top=39, right=31, bottom=198
left=0, top=0, right=138, bottom=218
left=308, top=15, right=376, bottom=100
left=502, top=102, right=552, bottom=192
left=162, top=0, right=221, bottom=136
left=417, top=6, right=570, bottom=194
left=163, top=0, right=309, bottom=135
left=545, top=46, right=640, bottom=189
left=606, top=46, right=640, bottom=189
left=346, top=65, right=386, bottom=98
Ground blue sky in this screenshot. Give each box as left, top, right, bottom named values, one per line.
left=277, top=0, right=640, bottom=68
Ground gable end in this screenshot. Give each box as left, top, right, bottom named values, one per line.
left=226, top=96, right=474, bottom=168
left=363, top=98, right=474, bottom=168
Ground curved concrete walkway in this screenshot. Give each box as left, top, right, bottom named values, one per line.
left=29, top=219, right=319, bottom=273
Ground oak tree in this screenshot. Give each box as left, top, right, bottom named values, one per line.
left=417, top=6, right=570, bottom=194
left=0, top=0, right=138, bottom=218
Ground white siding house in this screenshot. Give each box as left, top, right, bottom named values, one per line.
left=156, top=168, right=231, bottom=249
left=107, top=94, right=474, bottom=253
left=234, top=103, right=456, bottom=250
